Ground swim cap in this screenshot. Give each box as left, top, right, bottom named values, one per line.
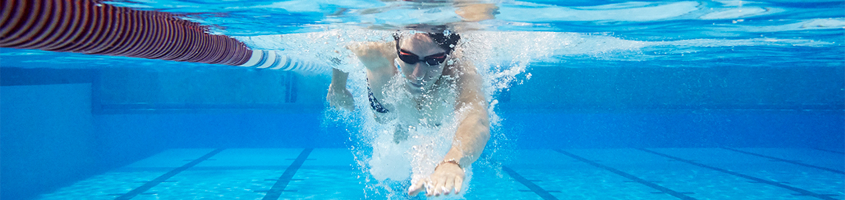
left=393, top=29, right=461, bottom=54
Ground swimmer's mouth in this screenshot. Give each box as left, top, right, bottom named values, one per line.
left=407, top=81, right=424, bottom=89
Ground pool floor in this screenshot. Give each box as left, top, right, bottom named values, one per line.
left=36, top=148, right=844, bottom=200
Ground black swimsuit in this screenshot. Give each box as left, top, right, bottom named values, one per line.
left=367, top=81, right=445, bottom=127
left=368, top=86, right=389, bottom=113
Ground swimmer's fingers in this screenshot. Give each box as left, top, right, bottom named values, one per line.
left=408, top=179, right=425, bottom=196
left=338, top=89, right=354, bottom=110
left=337, top=100, right=353, bottom=111
left=431, top=175, right=446, bottom=196
left=443, top=175, right=455, bottom=195
left=345, top=42, right=366, bottom=51
left=454, top=176, right=464, bottom=194
left=347, top=42, right=381, bottom=54
left=327, top=88, right=354, bottom=111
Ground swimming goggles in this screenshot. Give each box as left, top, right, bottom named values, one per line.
left=397, top=49, right=448, bottom=66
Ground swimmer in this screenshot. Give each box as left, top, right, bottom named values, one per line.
left=327, top=29, right=490, bottom=197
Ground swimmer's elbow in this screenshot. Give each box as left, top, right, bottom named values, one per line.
left=472, top=114, right=491, bottom=137
left=476, top=119, right=491, bottom=145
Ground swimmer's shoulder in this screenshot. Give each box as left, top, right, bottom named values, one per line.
left=349, top=40, right=397, bottom=72
left=443, top=49, right=477, bottom=77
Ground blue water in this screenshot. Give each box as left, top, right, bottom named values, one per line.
left=1, top=0, right=844, bottom=199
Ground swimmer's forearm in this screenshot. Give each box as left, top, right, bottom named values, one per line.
left=331, top=68, right=348, bottom=90
left=445, top=109, right=490, bottom=166
left=445, top=102, right=490, bottom=167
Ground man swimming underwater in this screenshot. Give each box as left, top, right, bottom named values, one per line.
left=326, top=28, right=490, bottom=197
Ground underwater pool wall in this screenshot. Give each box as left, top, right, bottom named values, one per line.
left=498, top=66, right=844, bottom=149
left=0, top=76, right=98, bottom=199
left=0, top=67, right=342, bottom=199
left=501, top=65, right=845, bottom=111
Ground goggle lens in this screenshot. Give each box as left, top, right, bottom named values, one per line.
left=398, top=50, right=447, bottom=66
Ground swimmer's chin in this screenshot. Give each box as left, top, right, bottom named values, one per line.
left=404, top=82, right=427, bottom=94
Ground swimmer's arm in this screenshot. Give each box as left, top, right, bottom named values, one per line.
left=328, top=41, right=396, bottom=110
left=347, top=41, right=397, bottom=71
left=408, top=57, right=490, bottom=196
left=332, top=40, right=393, bottom=89
left=328, top=68, right=354, bottom=110
left=444, top=60, right=490, bottom=168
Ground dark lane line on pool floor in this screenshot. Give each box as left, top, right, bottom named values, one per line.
left=811, top=148, right=845, bottom=155
left=115, top=148, right=225, bottom=200
left=637, top=148, right=839, bottom=200
left=261, top=148, right=313, bottom=200
left=721, top=147, right=844, bottom=174
left=554, top=149, right=697, bottom=200
left=501, top=166, right=559, bottom=200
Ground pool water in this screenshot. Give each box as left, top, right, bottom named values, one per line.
left=1, top=0, right=844, bottom=199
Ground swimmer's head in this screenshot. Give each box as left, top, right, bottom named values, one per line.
left=393, top=32, right=461, bottom=95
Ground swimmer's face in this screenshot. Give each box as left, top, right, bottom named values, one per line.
left=396, top=33, right=448, bottom=95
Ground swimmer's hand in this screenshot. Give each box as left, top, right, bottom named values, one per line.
left=408, top=162, right=464, bottom=197
left=455, top=3, right=499, bottom=22
left=327, top=85, right=354, bottom=111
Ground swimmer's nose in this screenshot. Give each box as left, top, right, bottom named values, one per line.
left=411, top=63, right=426, bottom=81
